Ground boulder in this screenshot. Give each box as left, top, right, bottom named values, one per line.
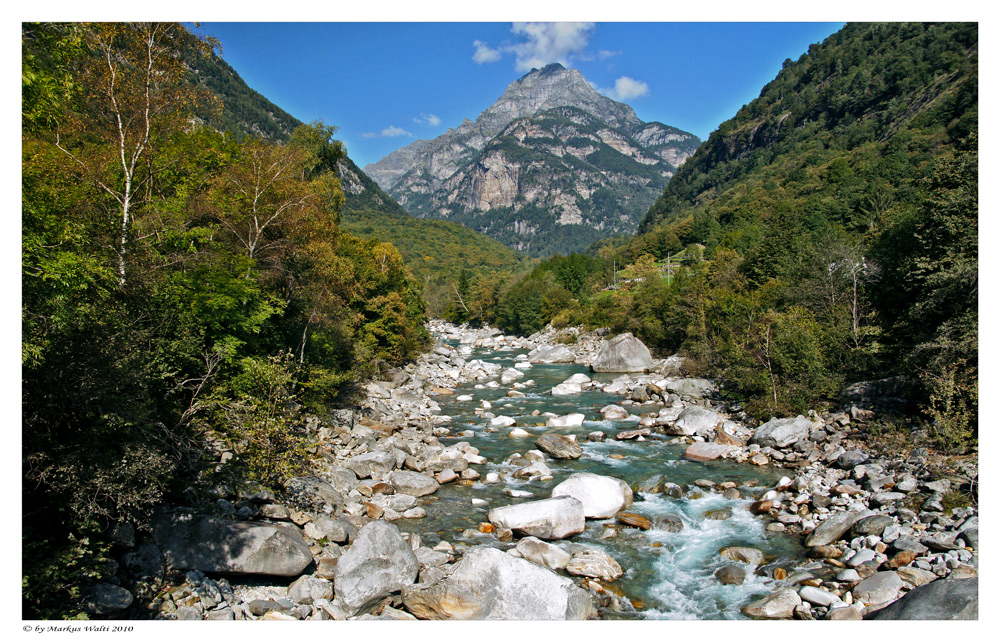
left=546, top=413, right=586, bottom=428
left=81, top=583, right=133, bottom=616
left=719, top=546, right=764, bottom=567
left=865, top=577, right=979, bottom=620
left=715, top=565, right=745, bottom=585
left=551, top=473, right=633, bottom=519
left=851, top=514, right=894, bottom=538
left=488, top=497, right=585, bottom=540
left=346, top=451, right=397, bottom=479
left=387, top=471, right=440, bottom=497
left=287, top=575, right=333, bottom=605
left=671, top=406, right=724, bottom=436
left=516, top=536, right=572, bottom=570
left=285, top=476, right=344, bottom=509
left=600, top=404, right=629, bottom=420
left=751, top=415, right=820, bottom=448
left=684, top=442, right=734, bottom=462
left=529, top=345, right=576, bottom=364
left=565, top=548, right=624, bottom=581
left=804, top=510, right=871, bottom=547
left=401, top=546, right=593, bottom=619
left=333, top=521, right=419, bottom=615
left=551, top=383, right=582, bottom=396
left=852, top=571, right=903, bottom=606
left=535, top=432, right=583, bottom=459
left=151, top=513, right=312, bottom=576
left=741, top=588, right=801, bottom=619
left=590, top=333, right=653, bottom=373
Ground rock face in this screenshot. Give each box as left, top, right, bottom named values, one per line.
left=751, top=415, right=820, bottom=448
left=551, top=473, right=633, bottom=519
left=151, top=513, right=312, bottom=576
left=401, top=546, right=594, bottom=619
left=333, top=521, right=419, bottom=615
left=590, top=333, right=654, bottom=373
left=364, top=64, right=699, bottom=256
left=866, top=578, right=978, bottom=620
left=488, top=497, right=586, bottom=539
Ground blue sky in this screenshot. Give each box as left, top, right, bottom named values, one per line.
left=189, top=22, right=844, bottom=169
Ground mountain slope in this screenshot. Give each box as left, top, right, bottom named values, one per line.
left=365, top=63, right=700, bottom=256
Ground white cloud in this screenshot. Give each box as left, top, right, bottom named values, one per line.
left=509, top=22, right=594, bottom=72
left=612, top=76, right=649, bottom=100
left=414, top=113, right=442, bottom=127
left=472, top=40, right=502, bottom=64
left=361, top=126, right=413, bottom=139
left=598, top=49, right=620, bottom=60
left=594, top=76, right=650, bottom=101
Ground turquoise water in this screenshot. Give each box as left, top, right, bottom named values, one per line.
left=397, top=345, right=805, bottom=619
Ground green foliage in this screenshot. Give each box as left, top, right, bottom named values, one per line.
left=22, top=23, right=430, bottom=618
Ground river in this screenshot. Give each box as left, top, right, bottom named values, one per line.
left=393, top=341, right=808, bottom=619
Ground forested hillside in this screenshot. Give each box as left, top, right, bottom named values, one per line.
left=446, top=22, right=977, bottom=449
left=22, top=22, right=429, bottom=617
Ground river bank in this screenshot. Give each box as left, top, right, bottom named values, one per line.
left=83, top=320, right=978, bottom=620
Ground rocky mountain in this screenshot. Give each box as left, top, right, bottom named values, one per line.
left=365, top=64, right=700, bottom=256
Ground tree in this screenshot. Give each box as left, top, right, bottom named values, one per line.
left=52, top=22, right=217, bottom=287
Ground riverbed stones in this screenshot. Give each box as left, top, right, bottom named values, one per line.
left=851, top=514, right=894, bottom=538
left=852, top=571, right=903, bottom=606
left=346, top=451, right=396, bottom=479
left=535, top=432, right=583, bottom=459
left=565, top=548, right=624, bottom=581
left=590, top=333, right=653, bottom=372
left=551, top=473, right=633, bottom=519
left=551, top=382, right=582, bottom=396
left=804, top=510, right=870, bottom=546
left=600, top=404, right=629, bottom=420
left=287, top=575, right=333, bottom=605
left=616, top=512, right=652, bottom=530
left=655, top=515, right=684, bottom=532
left=333, top=521, right=419, bottom=615
left=741, top=588, right=801, bottom=619
left=488, top=496, right=585, bottom=540
left=751, top=415, right=820, bottom=448
left=151, top=513, right=313, bottom=577
left=401, top=546, right=593, bottom=620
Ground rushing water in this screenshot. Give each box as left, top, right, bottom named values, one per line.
left=395, top=344, right=806, bottom=619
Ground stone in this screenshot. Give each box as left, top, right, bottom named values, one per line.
left=546, top=413, right=586, bottom=428
left=616, top=512, right=652, bottom=530
left=751, top=415, right=820, bottom=449
left=615, top=427, right=651, bottom=440
left=852, top=571, right=903, bottom=605
left=488, top=496, right=585, bottom=540
left=600, top=404, right=629, bottom=420
left=671, top=406, right=723, bottom=436
left=741, top=588, right=801, bottom=619
left=715, top=565, right=745, bottom=585
left=285, top=476, right=344, bottom=509
left=662, top=378, right=716, bottom=398
left=591, top=333, right=653, bottom=372
left=719, top=546, right=764, bottom=567
left=866, top=577, right=977, bottom=620
left=534, top=432, right=583, bottom=459
left=333, top=521, right=419, bottom=615
left=804, top=510, right=870, bottom=547
left=81, top=583, right=133, bottom=616
left=387, top=470, right=440, bottom=497
left=401, top=546, right=593, bottom=620
left=551, top=382, right=582, bottom=396
left=851, top=514, right=894, bottom=538
left=704, top=509, right=732, bottom=521
left=122, top=541, right=164, bottom=580
left=287, top=575, right=333, bottom=605
left=565, top=548, right=624, bottom=581
left=516, top=536, right=572, bottom=570
left=346, top=451, right=396, bottom=479
left=551, top=472, right=633, bottom=519
left=826, top=605, right=864, bottom=620
left=798, top=585, right=840, bottom=607
left=303, top=516, right=349, bottom=543
left=529, top=345, right=576, bottom=364
left=836, top=449, right=869, bottom=469
left=151, top=513, right=312, bottom=576
left=655, top=515, right=684, bottom=532
left=684, top=442, right=734, bottom=462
